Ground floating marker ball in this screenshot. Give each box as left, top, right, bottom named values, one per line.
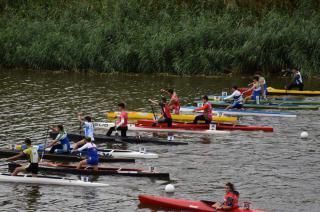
left=300, top=131, right=308, bottom=138
left=165, top=184, right=175, bottom=193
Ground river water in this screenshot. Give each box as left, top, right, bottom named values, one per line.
left=0, top=69, right=319, bottom=212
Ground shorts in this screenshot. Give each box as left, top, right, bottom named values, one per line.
left=87, top=157, right=99, bottom=166
left=25, top=163, right=39, bottom=174
left=231, top=102, right=243, bottom=109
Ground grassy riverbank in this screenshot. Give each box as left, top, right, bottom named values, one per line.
left=0, top=0, right=319, bottom=75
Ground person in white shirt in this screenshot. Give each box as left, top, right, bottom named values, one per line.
left=224, top=86, right=244, bottom=110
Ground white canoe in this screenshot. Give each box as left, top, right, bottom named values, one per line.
left=94, top=122, right=230, bottom=135
left=44, top=147, right=159, bottom=159
left=180, top=106, right=297, bottom=118
left=0, top=173, right=108, bottom=187
left=98, top=149, right=158, bottom=159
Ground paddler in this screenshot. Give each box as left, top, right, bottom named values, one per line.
left=192, top=95, right=212, bottom=124
left=212, top=182, right=240, bottom=210
left=149, top=97, right=172, bottom=127
left=243, top=76, right=263, bottom=103
left=73, top=137, right=99, bottom=171
left=285, top=68, right=304, bottom=91
left=106, top=103, right=128, bottom=137
left=75, top=112, right=94, bottom=147
left=255, top=71, right=267, bottom=98
left=6, top=138, right=39, bottom=177
left=161, top=88, right=180, bottom=114
left=224, top=86, right=243, bottom=110
left=47, top=124, right=71, bottom=154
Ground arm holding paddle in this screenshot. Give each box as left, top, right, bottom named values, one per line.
left=148, top=99, right=159, bottom=105
left=6, top=152, right=25, bottom=161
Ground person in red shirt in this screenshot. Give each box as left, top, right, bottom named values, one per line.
left=106, top=103, right=128, bottom=137
left=161, top=88, right=180, bottom=114
left=212, top=182, right=240, bottom=210
left=193, top=95, right=212, bottom=124
left=149, top=97, right=172, bottom=127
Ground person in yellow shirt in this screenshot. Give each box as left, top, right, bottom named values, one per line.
left=7, top=138, right=39, bottom=177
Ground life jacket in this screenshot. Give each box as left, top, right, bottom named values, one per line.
left=171, top=93, right=180, bottom=114
left=233, top=90, right=243, bottom=104
left=84, top=122, right=94, bottom=141
left=224, top=191, right=239, bottom=209
left=162, top=103, right=172, bottom=119
left=117, top=111, right=128, bottom=127
left=295, top=72, right=303, bottom=84
left=203, top=102, right=212, bottom=120
left=86, top=142, right=99, bottom=160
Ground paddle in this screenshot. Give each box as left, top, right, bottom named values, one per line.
left=150, top=104, right=157, bottom=121
left=40, top=127, right=50, bottom=162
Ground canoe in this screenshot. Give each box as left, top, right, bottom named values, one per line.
left=267, top=87, right=320, bottom=96
left=138, top=195, right=269, bottom=212
left=135, top=120, right=273, bottom=132
left=195, top=101, right=319, bottom=110
left=94, top=122, right=230, bottom=135
left=0, top=173, right=108, bottom=187
left=106, top=111, right=237, bottom=123
left=8, top=163, right=170, bottom=180
left=207, top=95, right=320, bottom=105
left=0, top=148, right=135, bottom=163
left=181, top=106, right=297, bottom=118
left=50, top=132, right=188, bottom=145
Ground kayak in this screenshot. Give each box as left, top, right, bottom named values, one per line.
left=195, top=101, right=319, bottom=110
left=94, top=122, right=230, bottom=135
left=0, top=173, right=108, bottom=187
left=181, top=106, right=297, bottom=118
left=0, top=148, right=135, bottom=163
left=207, top=95, right=320, bottom=105
left=106, top=111, right=237, bottom=123
left=9, top=162, right=170, bottom=180
left=138, top=195, right=269, bottom=212
left=267, top=87, right=320, bottom=96
left=135, top=120, right=273, bottom=132
left=50, top=132, right=188, bottom=145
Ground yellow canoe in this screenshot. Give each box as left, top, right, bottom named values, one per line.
left=106, top=112, right=237, bottom=123
left=267, top=87, right=320, bottom=95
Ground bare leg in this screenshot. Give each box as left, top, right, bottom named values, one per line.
left=12, top=167, right=26, bottom=176
left=212, top=202, right=222, bottom=208
left=225, top=105, right=231, bottom=110
left=92, top=165, right=98, bottom=171
left=77, top=159, right=87, bottom=169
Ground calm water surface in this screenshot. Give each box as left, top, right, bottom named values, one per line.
left=0, top=69, right=319, bottom=212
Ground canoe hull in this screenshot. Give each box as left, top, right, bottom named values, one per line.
left=136, top=120, right=273, bottom=132
left=267, top=87, right=320, bottom=96
left=0, top=174, right=108, bottom=187
left=106, top=111, right=237, bottom=123
left=138, top=195, right=268, bottom=212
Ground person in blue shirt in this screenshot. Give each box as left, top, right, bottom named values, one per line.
left=74, top=112, right=95, bottom=148
left=47, top=125, right=71, bottom=154
left=73, top=137, right=99, bottom=171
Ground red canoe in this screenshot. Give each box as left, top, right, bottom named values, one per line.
left=138, top=195, right=269, bottom=212
left=136, top=120, right=273, bottom=132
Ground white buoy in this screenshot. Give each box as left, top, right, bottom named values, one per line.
left=165, top=184, right=175, bottom=193
left=300, top=131, right=309, bottom=138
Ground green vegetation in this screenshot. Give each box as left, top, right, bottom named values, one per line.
left=0, top=0, right=319, bottom=75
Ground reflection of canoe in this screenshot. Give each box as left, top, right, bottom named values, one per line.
left=181, top=106, right=296, bottom=118
left=9, top=163, right=170, bottom=180
left=106, top=111, right=237, bottom=123
left=0, top=173, right=108, bottom=187
left=135, top=120, right=273, bottom=132
left=207, top=95, right=320, bottom=105
left=195, top=101, right=319, bottom=110
left=267, top=87, right=320, bottom=96
left=138, top=195, right=269, bottom=212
